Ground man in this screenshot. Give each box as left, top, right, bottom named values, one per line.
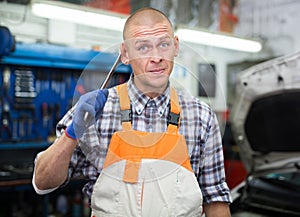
left=33, top=7, right=232, bottom=216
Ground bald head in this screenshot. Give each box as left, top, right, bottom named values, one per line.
left=123, top=8, right=174, bottom=40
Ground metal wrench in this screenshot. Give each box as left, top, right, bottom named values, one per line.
left=83, top=53, right=122, bottom=125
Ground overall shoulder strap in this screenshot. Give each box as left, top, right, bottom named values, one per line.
left=116, top=83, right=181, bottom=132
left=168, top=87, right=181, bottom=133
left=116, top=83, right=132, bottom=130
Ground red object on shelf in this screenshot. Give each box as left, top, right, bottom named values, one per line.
left=225, top=159, right=247, bottom=189
left=219, top=0, right=238, bottom=33
left=85, top=0, right=131, bottom=15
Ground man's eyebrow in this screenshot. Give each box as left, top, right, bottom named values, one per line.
left=134, top=39, right=151, bottom=45
left=158, top=35, right=172, bottom=40
left=135, top=39, right=150, bottom=43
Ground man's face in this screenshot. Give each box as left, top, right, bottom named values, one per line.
left=121, top=22, right=179, bottom=95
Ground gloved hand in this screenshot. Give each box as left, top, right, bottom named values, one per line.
left=65, top=89, right=109, bottom=139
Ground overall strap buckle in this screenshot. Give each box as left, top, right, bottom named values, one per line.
left=168, top=112, right=180, bottom=126
left=120, top=108, right=132, bottom=123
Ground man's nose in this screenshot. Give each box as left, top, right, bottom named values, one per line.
left=149, top=47, right=163, bottom=62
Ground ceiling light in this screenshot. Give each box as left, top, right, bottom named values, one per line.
left=31, top=0, right=127, bottom=32
left=176, top=27, right=262, bottom=53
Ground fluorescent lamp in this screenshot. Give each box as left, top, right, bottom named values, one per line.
left=31, top=0, right=127, bottom=32
left=176, top=27, right=262, bottom=53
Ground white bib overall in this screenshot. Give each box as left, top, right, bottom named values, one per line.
left=91, top=84, right=203, bottom=217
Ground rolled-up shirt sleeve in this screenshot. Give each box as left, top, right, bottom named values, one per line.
left=199, top=113, right=232, bottom=204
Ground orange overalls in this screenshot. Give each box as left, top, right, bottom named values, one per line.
left=91, top=84, right=203, bottom=217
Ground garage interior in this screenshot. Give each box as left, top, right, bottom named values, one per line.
left=1, top=0, right=300, bottom=216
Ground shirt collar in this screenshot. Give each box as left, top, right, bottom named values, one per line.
left=127, top=77, right=170, bottom=117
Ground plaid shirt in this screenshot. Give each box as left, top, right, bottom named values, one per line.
left=56, top=77, right=232, bottom=204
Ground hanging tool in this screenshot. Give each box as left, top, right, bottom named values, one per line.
left=42, top=102, right=49, bottom=128
left=83, top=53, right=122, bottom=125
left=1, top=67, right=12, bottom=140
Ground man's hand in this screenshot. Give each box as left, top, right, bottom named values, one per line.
left=66, top=89, right=108, bottom=139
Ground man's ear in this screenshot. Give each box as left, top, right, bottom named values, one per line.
left=174, top=36, right=179, bottom=57
left=120, top=43, right=130, bottom=65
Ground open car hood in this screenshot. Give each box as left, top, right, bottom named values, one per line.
left=230, top=52, right=300, bottom=177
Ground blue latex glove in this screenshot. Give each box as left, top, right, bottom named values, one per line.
left=66, top=89, right=108, bottom=139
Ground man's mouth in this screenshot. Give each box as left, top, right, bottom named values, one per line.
left=148, top=68, right=165, bottom=74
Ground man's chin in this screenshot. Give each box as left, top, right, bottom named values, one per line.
left=135, top=73, right=169, bottom=89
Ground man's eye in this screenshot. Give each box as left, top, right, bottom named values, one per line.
left=160, top=41, right=171, bottom=49
left=138, top=45, right=147, bottom=51
left=138, top=45, right=148, bottom=52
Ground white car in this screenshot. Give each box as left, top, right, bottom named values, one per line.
left=230, top=52, right=300, bottom=216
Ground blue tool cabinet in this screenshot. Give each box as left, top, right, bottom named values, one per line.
left=0, top=43, right=131, bottom=216
left=0, top=43, right=131, bottom=143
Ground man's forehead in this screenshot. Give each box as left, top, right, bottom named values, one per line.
left=125, top=35, right=172, bottom=44
left=127, top=23, right=172, bottom=39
